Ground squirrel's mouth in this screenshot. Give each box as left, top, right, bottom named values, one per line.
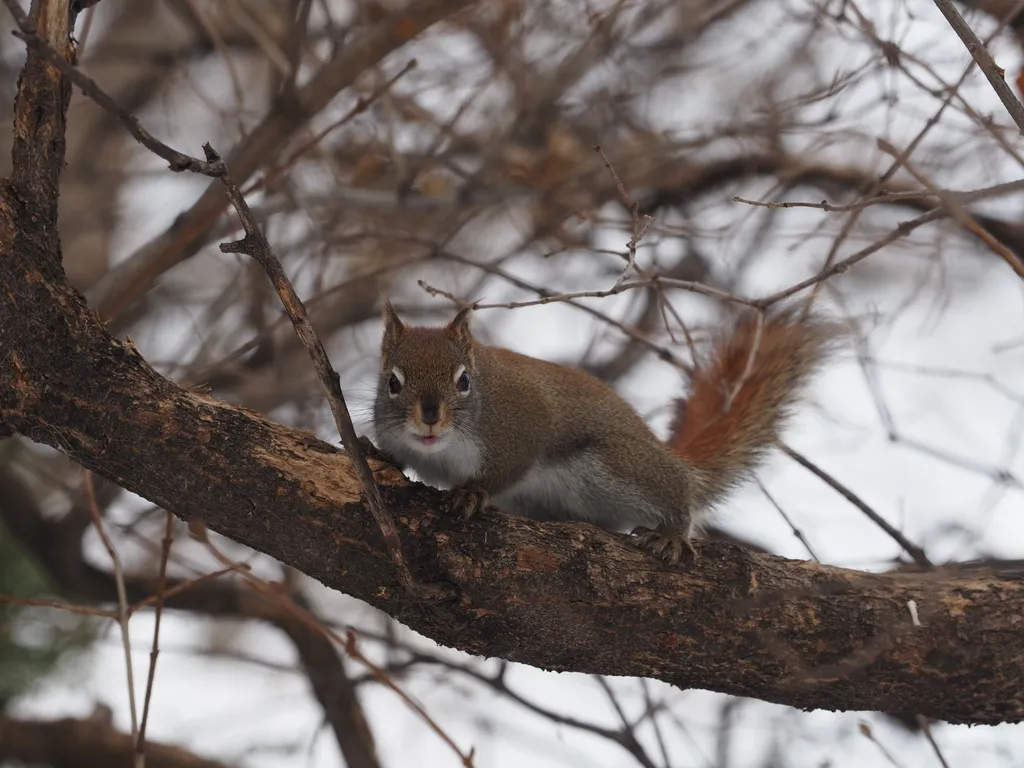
left=409, top=431, right=445, bottom=448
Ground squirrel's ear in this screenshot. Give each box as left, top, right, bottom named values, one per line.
left=446, top=306, right=474, bottom=346
left=381, top=299, right=406, bottom=350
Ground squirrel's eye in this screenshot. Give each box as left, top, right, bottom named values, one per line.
left=388, top=373, right=402, bottom=395
left=456, top=370, right=471, bottom=393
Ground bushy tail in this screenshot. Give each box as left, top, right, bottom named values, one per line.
left=668, top=306, right=839, bottom=512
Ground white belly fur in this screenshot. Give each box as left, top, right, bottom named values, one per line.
left=384, top=430, right=483, bottom=489
left=379, top=428, right=668, bottom=532
left=493, top=454, right=665, bottom=532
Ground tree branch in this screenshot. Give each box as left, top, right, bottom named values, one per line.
left=0, top=714, right=233, bottom=768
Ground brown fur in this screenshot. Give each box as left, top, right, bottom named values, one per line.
left=668, top=306, right=838, bottom=510
left=374, top=300, right=836, bottom=563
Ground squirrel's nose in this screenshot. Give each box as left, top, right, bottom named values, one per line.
left=420, top=397, right=440, bottom=426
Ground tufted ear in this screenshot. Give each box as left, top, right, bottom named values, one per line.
left=381, top=299, right=407, bottom=353
left=445, top=306, right=474, bottom=347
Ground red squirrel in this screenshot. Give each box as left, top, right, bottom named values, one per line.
left=372, top=301, right=835, bottom=563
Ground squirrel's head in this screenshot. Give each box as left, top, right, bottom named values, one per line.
left=374, top=300, right=480, bottom=455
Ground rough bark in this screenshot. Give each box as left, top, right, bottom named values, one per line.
left=1, top=0, right=1023, bottom=730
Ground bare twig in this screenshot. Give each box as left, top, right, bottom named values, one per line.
left=415, top=260, right=695, bottom=372
left=246, top=59, right=419, bottom=195
left=932, top=0, right=1024, bottom=135
left=419, top=275, right=752, bottom=309
left=591, top=676, right=659, bottom=768
left=83, top=470, right=142, bottom=765
left=188, top=522, right=472, bottom=766
left=345, top=631, right=475, bottom=768
left=205, top=143, right=450, bottom=602
left=916, top=715, right=952, bottom=768
left=733, top=175, right=1024, bottom=212
left=0, top=594, right=115, bottom=618
left=595, top=145, right=655, bottom=284
left=137, top=511, right=174, bottom=765
left=876, top=138, right=1024, bottom=280
left=127, top=565, right=249, bottom=616
left=780, top=445, right=933, bottom=568
left=380, top=651, right=654, bottom=767
left=756, top=204, right=947, bottom=307
left=2, top=0, right=226, bottom=176
left=757, top=480, right=820, bottom=561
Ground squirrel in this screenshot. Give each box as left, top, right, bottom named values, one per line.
left=372, top=300, right=836, bottom=563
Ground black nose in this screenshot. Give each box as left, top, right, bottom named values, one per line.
left=420, top=397, right=440, bottom=425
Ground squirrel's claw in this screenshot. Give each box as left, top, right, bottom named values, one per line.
left=449, top=486, right=489, bottom=521
left=632, top=524, right=698, bottom=565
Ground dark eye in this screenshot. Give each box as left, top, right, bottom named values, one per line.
left=456, top=370, right=471, bottom=393
left=388, top=373, right=402, bottom=395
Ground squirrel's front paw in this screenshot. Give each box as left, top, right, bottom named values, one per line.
left=632, top=524, right=698, bottom=565
left=449, top=486, right=490, bottom=521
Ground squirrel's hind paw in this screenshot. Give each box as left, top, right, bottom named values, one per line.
left=449, top=486, right=490, bottom=521
left=631, top=524, right=698, bottom=565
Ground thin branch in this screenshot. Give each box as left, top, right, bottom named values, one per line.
left=875, top=138, right=1024, bottom=280
left=246, top=59, right=419, bottom=195
left=419, top=274, right=756, bottom=309
left=127, top=565, right=248, bottom=615
left=2, top=0, right=226, bottom=175
left=733, top=175, right=1024, bottom=212
left=757, top=480, right=820, bottom=561
left=595, top=144, right=655, bottom=283
left=137, top=511, right=174, bottom=766
left=189, top=522, right=472, bottom=767
left=932, top=0, right=1024, bottom=134
left=780, top=444, right=932, bottom=568
left=756, top=204, right=948, bottom=306
left=916, top=715, right=952, bottom=768
left=83, top=470, right=142, bottom=763
left=204, top=142, right=450, bottom=602
left=0, top=593, right=115, bottom=618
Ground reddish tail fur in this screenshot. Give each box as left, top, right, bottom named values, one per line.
left=667, top=307, right=836, bottom=511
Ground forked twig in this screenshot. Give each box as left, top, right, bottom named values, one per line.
left=595, top=145, right=654, bottom=283
left=2, top=0, right=225, bottom=175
